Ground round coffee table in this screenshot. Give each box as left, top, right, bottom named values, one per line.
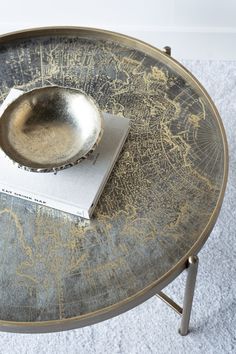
left=0, top=27, right=228, bottom=334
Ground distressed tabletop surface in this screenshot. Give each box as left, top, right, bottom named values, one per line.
left=0, top=28, right=227, bottom=330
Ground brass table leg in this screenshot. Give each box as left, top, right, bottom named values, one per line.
left=179, top=255, right=199, bottom=335
left=163, top=46, right=171, bottom=56
left=156, top=255, right=199, bottom=336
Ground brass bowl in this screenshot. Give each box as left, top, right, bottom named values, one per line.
left=0, top=86, right=104, bottom=172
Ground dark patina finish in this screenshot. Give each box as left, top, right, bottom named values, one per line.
left=0, top=27, right=228, bottom=332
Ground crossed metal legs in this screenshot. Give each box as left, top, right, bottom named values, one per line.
left=157, top=255, right=199, bottom=336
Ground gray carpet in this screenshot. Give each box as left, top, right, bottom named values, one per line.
left=0, top=60, right=235, bottom=354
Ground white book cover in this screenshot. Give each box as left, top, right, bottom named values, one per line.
left=0, top=89, right=130, bottom=219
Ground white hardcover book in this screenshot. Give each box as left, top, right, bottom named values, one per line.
left=0, top=89, right=130, bottom=219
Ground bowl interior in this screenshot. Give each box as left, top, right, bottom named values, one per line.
left=0, top=87, right=103, bottom=171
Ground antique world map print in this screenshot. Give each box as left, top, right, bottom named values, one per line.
left=0, top=29, right=227, bottom=328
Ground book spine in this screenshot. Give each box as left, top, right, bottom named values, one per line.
left=0, top=184, right=89, bottom=219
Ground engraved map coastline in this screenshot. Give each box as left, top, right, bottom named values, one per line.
left=0, top=33, right=225, bottom=323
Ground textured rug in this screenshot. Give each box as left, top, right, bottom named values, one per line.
left=0, top=60, right=235, bottom=354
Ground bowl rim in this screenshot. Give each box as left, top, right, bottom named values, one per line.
left=0, top=85, right=104, bottom=173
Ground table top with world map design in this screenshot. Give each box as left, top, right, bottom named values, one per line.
left=0, top=27, right=228, bottom=332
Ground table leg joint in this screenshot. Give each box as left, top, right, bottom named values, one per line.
left=156, top=291, right=183, bottom=316
left=156, top=255, right=199, bottom=336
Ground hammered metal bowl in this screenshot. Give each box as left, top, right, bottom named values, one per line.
left=0, top=86, right=104, bottom=172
